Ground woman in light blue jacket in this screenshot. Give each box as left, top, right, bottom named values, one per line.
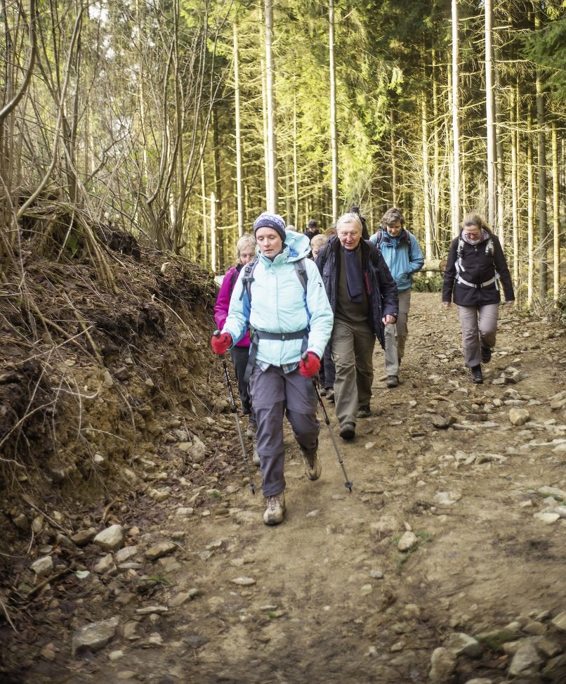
left=370, top=207, right=424, bottom=387
left=211, top=212, right=333, bottom=526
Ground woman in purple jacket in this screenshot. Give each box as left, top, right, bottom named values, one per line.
left=214, top=234, right=256, bottom=432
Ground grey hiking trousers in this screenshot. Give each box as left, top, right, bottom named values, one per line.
left=249, top=365, right=319, bottom=497
left=457, top=303, right=499, bottom=368
left=384, top=289, right=411, bottom=375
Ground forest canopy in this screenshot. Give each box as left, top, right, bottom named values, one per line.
left=0, top=0, right=564, bottom=308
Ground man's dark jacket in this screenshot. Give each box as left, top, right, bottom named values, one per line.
left=315, top=236, right=399, bottom=349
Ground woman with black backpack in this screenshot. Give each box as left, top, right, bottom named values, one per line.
left=442, top=213, right=515, bottom=384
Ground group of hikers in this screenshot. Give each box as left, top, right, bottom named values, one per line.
left=211, top=208, right=515, bottom=526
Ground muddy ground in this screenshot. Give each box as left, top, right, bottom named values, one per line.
left=1, top=250, right=565, bottom=683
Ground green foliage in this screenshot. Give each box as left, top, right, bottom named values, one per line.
left=413, top=272, right=444, bottom=293
left=523, top=16, right=566, bottom=100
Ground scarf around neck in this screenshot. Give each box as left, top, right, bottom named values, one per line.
left=343, top=246, right=363, bottom=303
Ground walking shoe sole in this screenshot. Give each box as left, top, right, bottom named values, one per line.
left=304, top=459, right=322, bottom=481
left=339, top=424, right=355, bottom=441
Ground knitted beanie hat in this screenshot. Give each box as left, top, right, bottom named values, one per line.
left=253, top=212, right=286, bottom=243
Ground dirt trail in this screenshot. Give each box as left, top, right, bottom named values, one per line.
left=5, top=294, right=566, bottom=683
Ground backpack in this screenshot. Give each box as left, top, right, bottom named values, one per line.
left=239, top=257, right=309, bottom=304
left=239, top=257, right=310, bottom=382
left=455, top=235, right=499, bottom=289
left=372, top=229, right=414, bottom=262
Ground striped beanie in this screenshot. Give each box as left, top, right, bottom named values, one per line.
left=253, top=212, right=286, bottom=243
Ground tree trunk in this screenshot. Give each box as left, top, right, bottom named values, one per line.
left=200, top=156, right=208, bottom=267
left=421, top=93, right=432, bottom=261
left=293, top=91, right=299, bottom=228
left=484, top=0, right=497, bottom=229
left=390, top=110, right=397, bottom=205
left=527, top=112, right=534, bottom=308
left=432, top=48, right=441, bottom=250
left=511, top=82, right=520, bottom=287
left=450, top=0, right=460, bottom=238
left=535, top=39, right=548, bottom=301
left=233, top=22, right=244, bottom=237
left=264, top=0, right=277, bottom=212
left=329, top=0, right=338, bottom=224
left=210, top=191, right=217, bottom=274
left=551, top=122, right=560, bottom=303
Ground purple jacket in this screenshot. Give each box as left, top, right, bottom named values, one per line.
left=214, top=266, right=251, bottom=348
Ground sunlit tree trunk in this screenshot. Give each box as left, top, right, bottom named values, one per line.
left=450, top=0, right=460, bottom=237
left=484, top=0, right=496, bottom=230
left=421, top=93, right=432, bottom=261
left=329, top=0, right=338, bottom=223
left=135, top=0, right=148, bottom=187
left=535, top=38, right=548, bottom=301
left=200, top=156, right=208, bottom=267
left=210, top=191, right=217, bottom=273
left=432, top=48, right=441, bottom=249
left=527, top=112, right=534, bottom=308
left=261, top=55, right=269, bottom=208
left=494, top=38, right=505, bottom=244
left=390, top=111, right=397, bottom=204
left=511, top=83, right=520, bottom=286
left=233, top=22, right=244, bottom=237
left=551, top=122, right=560, bottom=303
left=292, top=91, right=299, bottom=227
left=212, top=108, right=222, bottom=258
left=264, top=0, right=277, bottom=212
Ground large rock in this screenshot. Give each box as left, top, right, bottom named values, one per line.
left=145, top=541, right=177, bottom=560
left=94, top=525, right=124, bottom=551
left=509, top=408, right=530, bottom=426
left=508, top=639, right=544, bottom=676
left=429, top=646, right=457, bottom=683
left=398, top=531, right=418, bottom=552
left=72, top=617, right=119, bottom=655
left=551, top=611, right=566, bottom=632
left=186, top=436, right=206, bottom=463
left=444, top=632, right=482, bottom=658
left=30, top=556, right=53, bottom=576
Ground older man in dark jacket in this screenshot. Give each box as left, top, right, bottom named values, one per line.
left=316, top=212, right=398, bottom=441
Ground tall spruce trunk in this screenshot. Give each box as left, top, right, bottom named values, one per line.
left=264, top=0, right=277, bottom=212
left=450, top=0, right=461, bottom=238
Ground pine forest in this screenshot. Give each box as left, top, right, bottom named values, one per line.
left=1, top=0, right=565, bottom=305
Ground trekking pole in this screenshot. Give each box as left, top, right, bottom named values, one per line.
left=213, top=331, right=256, bottom=495
left=312, top=378, right=353, bottom=493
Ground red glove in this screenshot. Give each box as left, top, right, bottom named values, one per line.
left=298, top=352, right=320, bottom=378
left=211, top=332, right=232, bottom=355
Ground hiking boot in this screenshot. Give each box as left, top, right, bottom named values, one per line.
left=481, top=346, right=492, bottom=363
left=319, top=387, right=327, bottom=397
left=246, top=424, right=257, bottom=438
left=339, top=422, right=355, bottom=441
left=356, top=405, right=371, bottom=419
left=252, top=447, right=260, bottom=466
left=301, top=447, right=321, bottom=481
left=325, top=388, right=335, bottom=403
left=263, top=493, right=286, bottom=526
left=471, top=365, right=483, bottom=384
left=386, top=375, right=399, bottom=388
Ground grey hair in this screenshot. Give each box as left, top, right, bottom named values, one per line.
left=336, top=212, right=362, bottom=233
left=236, top=233, right=256, bottom=257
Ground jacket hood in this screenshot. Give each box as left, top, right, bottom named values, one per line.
left=259, top=228, right=311, bottom=265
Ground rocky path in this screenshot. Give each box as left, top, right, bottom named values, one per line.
left=4, top=294, right=566, bottom=683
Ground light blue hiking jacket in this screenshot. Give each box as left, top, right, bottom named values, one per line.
left=369, top=229, right=425, bottom=292
left=223, top=229, right=333, bottom=366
